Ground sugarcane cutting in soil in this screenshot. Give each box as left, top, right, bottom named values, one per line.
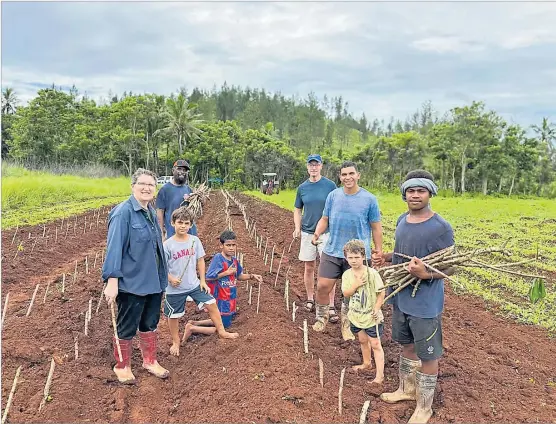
left=1, top=159, right=554, bottom=424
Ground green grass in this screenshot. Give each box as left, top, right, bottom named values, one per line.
left=248, top=190, right=556, bottom=332
left=2, top=165, right=131, bottom=229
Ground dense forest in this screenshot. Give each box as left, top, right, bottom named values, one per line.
left=2, top=84, right=555, bottom=197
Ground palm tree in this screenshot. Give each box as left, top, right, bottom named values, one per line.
left=1, top=87, right=18, bottom=114
left=532, top=117, right=556, bottom=153
left=164, top=93, right=203, bottom=155
left=145, top=111, right=166, bottom=172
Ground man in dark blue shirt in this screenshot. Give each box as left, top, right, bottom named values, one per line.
left=378, top=169, right=455, bottom=424
left=293, top=154, right=337, bottom=318
left=156, top=159, right=198, bottom=240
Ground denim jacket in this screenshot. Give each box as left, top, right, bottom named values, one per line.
left=101, top=195, right=168, bottom=295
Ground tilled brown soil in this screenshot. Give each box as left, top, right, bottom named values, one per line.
left=1, top=193, right=555, bottom=423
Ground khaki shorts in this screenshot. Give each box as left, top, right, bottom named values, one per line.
left=298, top=232, right=329, bottom=262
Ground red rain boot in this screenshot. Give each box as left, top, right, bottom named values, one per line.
left=113, top=337, right=136, bottom=384
left=138, top=331, right=169, bottom=379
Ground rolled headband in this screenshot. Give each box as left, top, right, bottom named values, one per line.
left=401, top=178, right=438, bottom=201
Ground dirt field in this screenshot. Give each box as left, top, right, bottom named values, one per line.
left=1, top=192, right=555, bottom=423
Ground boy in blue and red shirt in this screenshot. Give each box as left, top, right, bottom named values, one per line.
left=183, top=230, right=263, bottom=340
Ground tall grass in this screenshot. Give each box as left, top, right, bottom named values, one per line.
left=1, top=164, right=131, bottom=228
left=2, top=160, right=125, bottom=179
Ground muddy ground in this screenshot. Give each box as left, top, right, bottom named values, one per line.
left=1, top=193, right=555, bottom=423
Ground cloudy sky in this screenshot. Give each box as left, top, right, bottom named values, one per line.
left=2, top=1, right=556, bottom=126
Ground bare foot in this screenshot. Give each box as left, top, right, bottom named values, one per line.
left=366, top=378, right=384, bottom=396
left=352, top=363, right=372, bottom=372
left=181, top=323, right=193, bottom=344
left=218, top=330, right=239, bottom=339
left=170, top=342, right=180, bottom=356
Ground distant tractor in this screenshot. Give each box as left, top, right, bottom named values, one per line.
left=261, top=172, right=280, bottom=195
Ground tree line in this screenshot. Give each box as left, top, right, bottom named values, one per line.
left=2, top=84, right=555, bottom=197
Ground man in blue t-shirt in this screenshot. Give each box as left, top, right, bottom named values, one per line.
left=311, top=161, right=384, bottom=333
left=156, top=159, right=198, bottom=240
left=378, top=169, right=455, bottom=424
left=293, top=154, right=337, bottom=319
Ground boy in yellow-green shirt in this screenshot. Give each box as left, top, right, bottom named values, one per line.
left=341, top=239, right=385, bottom=384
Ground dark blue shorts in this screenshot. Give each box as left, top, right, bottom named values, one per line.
left=350, top=322, right=384, bottom=338
left=164, top=286, right=215, bottom=319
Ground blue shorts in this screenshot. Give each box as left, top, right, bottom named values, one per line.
left=164, top=286, right=215, bottom=319
left=350, top=322, right=384, bottom=338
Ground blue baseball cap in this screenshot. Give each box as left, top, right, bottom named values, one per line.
left=307, top=154, right=322, bottom=164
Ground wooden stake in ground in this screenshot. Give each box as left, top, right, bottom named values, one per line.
left=64, top=223, right=69, bottom=239
left=42, top=224, right=46, bottom=238
left=269, top=245, right=276, bottom=272
left=1, top=365, right=22, bottom=424
left=359, top=400, right=371, bottom=424
left=31, top=238, right=38, bottom=253
left=338, top=367, right=346, bottom=415
left=256, top=282, right=261, bottom=314
left=285, top=264, right=292, bottom=283
left=88, top=298, right=93, bottom=322
left=248, top=285, right=253, bottom=305
left=38, top=358, right=56, bottom=412
left=43, top=281, right=50, bottom=304
left=96, top=287, right=104, bottom=314
left=84, top=310, right=89, bottom=336
left=110, top=303, right=123, bottom=362
left=274, top=247, right=286, bottom=287
left=85, top=256, right=89, bottom=274
left=55, top=227, right=58, bottom=243
left=11, top=225, right=19, bottom=245
left=284, top=279, right=290, bottom=311
left=1, top=292, right=10, bottom=330
left=93, top=252, right=99, bottom=269
left=288, top=237, right=295, bottom=253
left=319, top=358, right=324, bottom=388
left=26, top=284, right=40, bottom=317
left=263, top=237, right=269, bottom=261
left=73, top=260, right=78, bottom=283
left=74, top=334, right=79, bottom=360
left=292, top=301, right=298, bottom=322
left=303, top=319, right=309, bottom=354
left=61, top=274, right=66, bottom=295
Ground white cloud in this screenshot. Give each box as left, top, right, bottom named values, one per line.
left=412, top=37, right=485, bottom=54
left=2, top=1, right=556, bottom=126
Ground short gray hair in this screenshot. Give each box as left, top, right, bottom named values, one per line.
left=131, top=168, right=157, bottom=185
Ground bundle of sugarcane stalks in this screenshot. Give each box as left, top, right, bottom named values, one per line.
left=181, top=182, right=211, bottom=220
left=379, top=245, right=547, bottom=303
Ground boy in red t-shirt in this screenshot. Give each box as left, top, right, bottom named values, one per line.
left=182, top=230, right=263, bottom=341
